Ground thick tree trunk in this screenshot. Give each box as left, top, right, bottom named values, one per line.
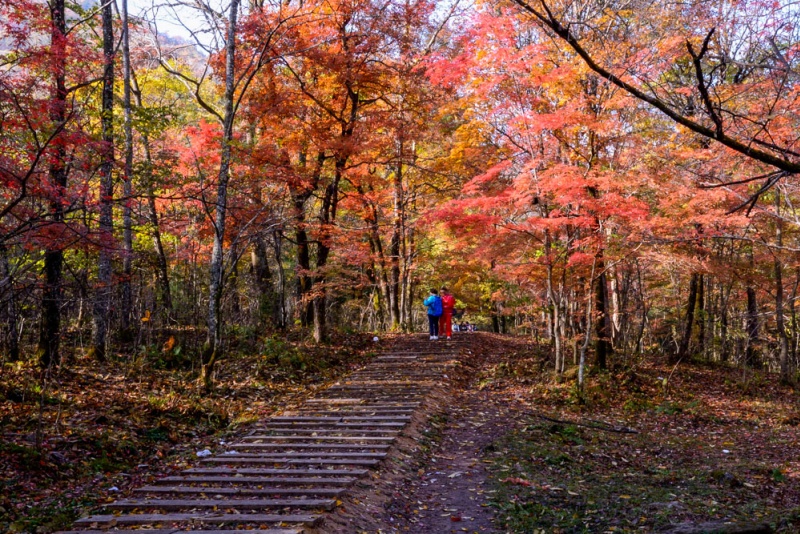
left=594, top=255, right=612, bottom=369
left=675, top=272, right=699, bottom=364
left=91, top=0, right=115, bottom=360
left=37, top=0, right=68, bottom=369
left=202, top=0, right=240, bottom=390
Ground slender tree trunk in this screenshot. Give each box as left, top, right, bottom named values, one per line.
left=746, top=285, right=759, bottom=368
left=675, top=272, right=699, bottom=364
left=120, top=0, right=134, bottom=336
left=775, top=192, right=790, bottom=381
left=37, top=0, right=68, bottom=368
left=697, top=274, right=705, bottom=359
left=312, top=158, right=342, bottom=343
left=91, top=0, right=115, bottom=360
left=0, top=245, right=19, bottom=361
left=130, top=74, right=172, bottom=320
left=271, top=229, right=286, bottom=328
left=202, top=0, right=240, bottom=390
left=291, top=151, right=323, bottom=328
left=578, top=259, right=598, bottom=392
left=251, top=238, right=275, bottom=325
left=389, top=163, right=403, bottom=330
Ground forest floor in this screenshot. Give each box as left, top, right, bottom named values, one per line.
left=2, top=332, right=800, bottom=533
left=0, top=330, right=377, bottom=533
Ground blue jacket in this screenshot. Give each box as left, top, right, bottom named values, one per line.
left=424, top=294, right=443, bottom=316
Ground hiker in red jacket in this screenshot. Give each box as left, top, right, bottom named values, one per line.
left=439, top=286, right=456, bottom=340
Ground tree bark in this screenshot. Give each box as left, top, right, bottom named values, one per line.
left=251, top=237, right=276, bottom=325
left=130, top=73, right=172, bottom=321
left=594, top=254, right=612, bottom=369
left=91, top=0, right=115, bottom=360
left=203, top=0, right=240, bottom=390
left=746, top=285, right=759, bottom=368
left=675, top=272, right=699, bottom=364
left=120, top=0, right=134, bottom=335
left=0, top=245, right=19, bottom=361
left=775, top=192, right=790, bottom=381
left=37, top=0, right=68, bottom=368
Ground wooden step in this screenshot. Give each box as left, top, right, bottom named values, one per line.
left=75, top=513, right=321, bottom=527
left=183, top=467, right=368, bottom=476
left=209, top=451, right=387, bottom=459
left=267, top=415, right=411, bottom=422
left=233, top=443, right=390, bottom=450
left=202, top=458, right=380, bottom=466
left=158, top=475, right=355, bottom=485
left=105, top=498, right=337, bottom=511
left=59, top=530, right=302, bottom=534
left=252, top=427, right=401, bottom=434
left=135, top=486, right=346, bottom=497
left=243, top=436, right=395, bottom=442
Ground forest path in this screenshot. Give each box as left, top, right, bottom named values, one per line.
left=55, top=333, right=484, bottom=534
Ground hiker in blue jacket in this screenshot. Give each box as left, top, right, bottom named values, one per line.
left=423, top=288, right=443, bottom=340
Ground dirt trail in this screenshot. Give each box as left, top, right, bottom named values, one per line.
left=320, top=333, right=523, bottom=534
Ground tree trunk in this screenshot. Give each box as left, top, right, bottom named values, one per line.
left=271, top=229, right=286, bottom=328
left=130, top=73, right=172, bottom=321
left=312, top=158, right=342, bottom=343
left=120, top=0, right=134, bottom=336
left=91, top=0, right=115, bottom=361
left=37, top=0, right=68, bottom=369
left=202, top=0, right=240, bottom=390
left=251, top=238, right=275, bottom=325
left=389, top=163, right=403, bottom=330
left=745, top=285, right=759, bottom=368
left=675, top=272, right=699, bottom=364
left=0, top=245, right=19, bottom=361
left=697, top=274, right=705, bottom=359
left=775, top=192, right=790, bottom=381
left=291, top=151, right=323, bottom=328
left=594, top=254, right=612, bottom=369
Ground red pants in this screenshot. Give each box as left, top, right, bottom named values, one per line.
left=439, top=313, right=452, bottom=338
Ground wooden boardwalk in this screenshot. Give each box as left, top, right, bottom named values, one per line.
left=57, top=334, right=468, bottom=534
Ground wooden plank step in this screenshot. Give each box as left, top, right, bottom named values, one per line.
left=257, top=427, right=401, bottom=433
left=75, top=513, right=321, bottom=527
left=201, top=458, right=380, bottom=466
left=303, top=399, right=420, bottom=406
left=290, top=413, right=412, bottom=418
left=106, top=498, right=336, bottom=511
left=233, top=443, right=390, bottom=450
left=184, top=467, right=369, bottom=476
left=158, top=476, right=355, bottom=485
left=58, top=530, right=301, bottom=534
left=268, top=416, right=411, bottom=421
left=207, top=451, right=387, bottom=458
left=259, top=421, right=408, bottom=430
left=243, top=436, right=395, bottom=442
left=135, top=485, right=346, bottom=496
